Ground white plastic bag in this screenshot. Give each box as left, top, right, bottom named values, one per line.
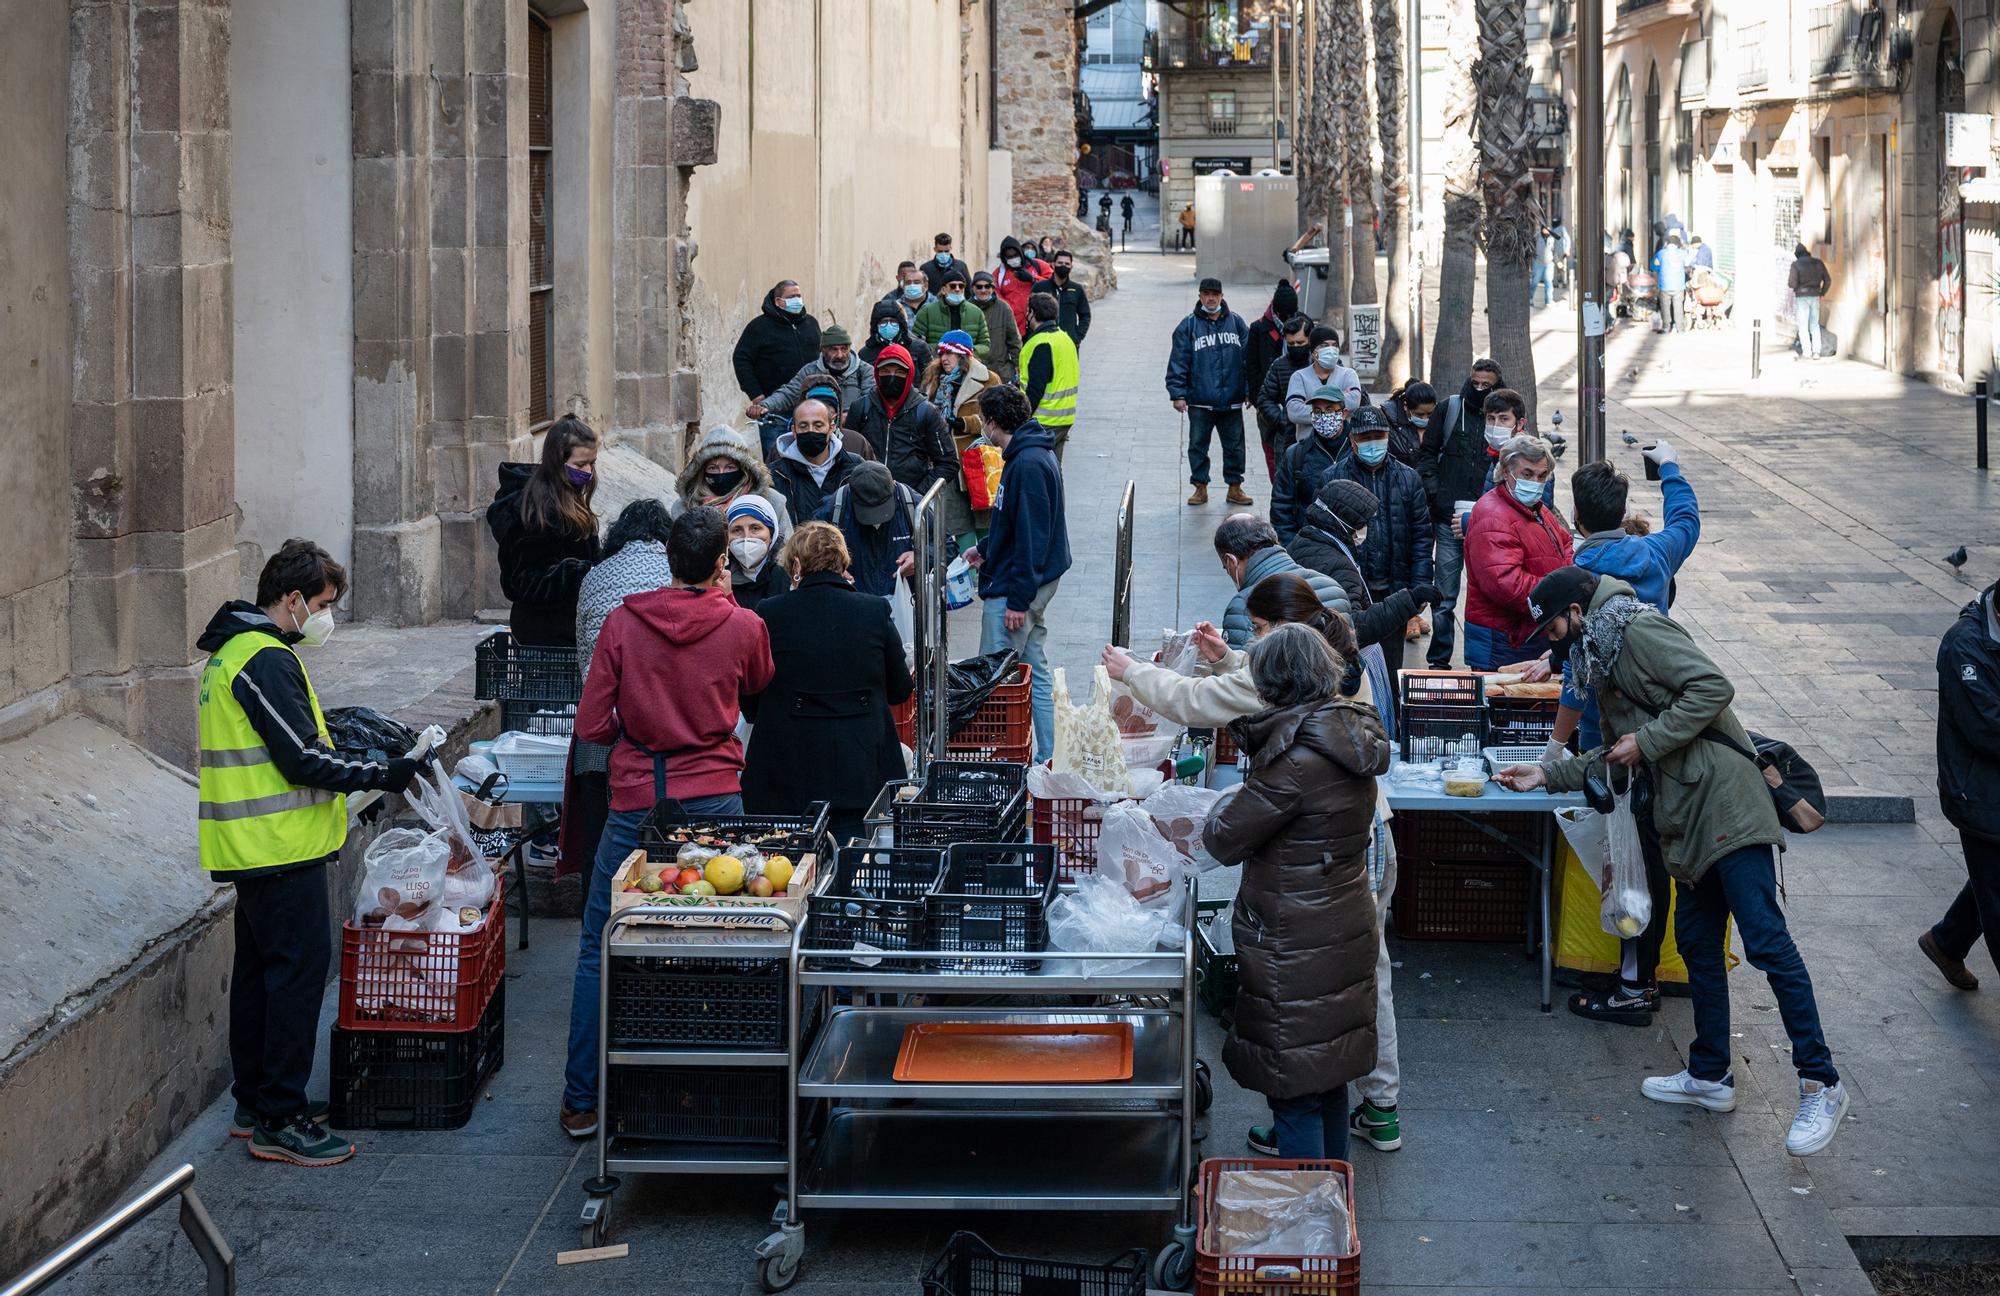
left=1141, top=782, right=1225, bottom=873
left=355, top=827, right=450, bottom=926
left=1601, top=789, right=1651, bottom=938
left=888, top=582, right=914, bottom=655
left=406, top=759, right=488, bottom=874
left=1213, top=1168, right=1355, bottom=1258
left=1095, top=800, right=1187, bottom=912
left=1051, top=666, right=1133, bottom=795
left=1045, top=874, right=1189, bottom=976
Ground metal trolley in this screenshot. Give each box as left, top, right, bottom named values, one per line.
left=578, top=904, right=810, bottom=1256
left=761, top=913, right=1203, bottom=1292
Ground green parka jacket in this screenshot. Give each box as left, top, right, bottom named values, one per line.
left=1541, top=577, right=1783, bottom=883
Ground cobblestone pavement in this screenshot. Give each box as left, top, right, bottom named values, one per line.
left=48, top=247, right=1999, bottom=1296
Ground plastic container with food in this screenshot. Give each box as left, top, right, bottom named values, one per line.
left=1443, top=770, right=1488, bottom=798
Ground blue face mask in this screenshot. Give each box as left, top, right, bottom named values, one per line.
left=1510, top=475, right=1545, bottom=508
left=878, top=321, right=901, bottom=342
left=936, top=251, right=952, bottom=266
left=1410, top=415, right=1430, bottom=428
left=1315, top=346, right=1339, bottom=370
left=944, top=291, right=965, bottom=306
left=781, top=296, right=804, bottom=315
left=903, top=283, right=925, bottom=301
left=1356, top=439, right=1389, bottom=466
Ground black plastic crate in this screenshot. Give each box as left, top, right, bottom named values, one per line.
left=1399, top=671, right=1488, bottom=761
left=1193, top=897, right=1237, bottom=1019
left=1391, top=808, right=1541, bottom=864
left=1487, top=693, right=1559, bottom=745
left=804, top=846, right=945, bottom=957
left=605, top=1064, right=784, bottom=1145
left=922, top=1231, right=1147, bottom=1296
left=893, top=761, right=1029, bottom=847
left=929, top=843, right=1059, bottom=971
left=608, top=954, right=787, bottom=1049
left=328, top=983, right=505, bottom=1131
left=474, top=630, right=580, bottom=705
left=498, top=696, right=577, bottom=737
left=637, top=799, right=831, bottom=864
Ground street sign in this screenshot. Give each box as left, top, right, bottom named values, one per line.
left=1946, top=114, right=1992, bottom=168
left=1348, top=304, right=1382, bottom=379
left=1192, top=156, right=1252, bottom=175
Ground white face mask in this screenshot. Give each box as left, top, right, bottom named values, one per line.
left=291, top=599, right=336, bottom=647
left=1484, top=423, right=1512, bottom=451
left=730, top=537, right=769, bottom=570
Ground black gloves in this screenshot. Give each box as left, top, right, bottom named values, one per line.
left=381, top=755, right=425, bottom=794
left=1408, top=583, right=1444, bottom=609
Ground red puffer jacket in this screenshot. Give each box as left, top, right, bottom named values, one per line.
left=1464, top=482, right=1575, bottom=648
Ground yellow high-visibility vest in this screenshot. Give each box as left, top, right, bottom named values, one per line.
left=1020, top=326, right=1079, bottom=430
left=197, top=634, right=346, bottom=874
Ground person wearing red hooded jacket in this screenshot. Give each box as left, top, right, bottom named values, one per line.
left=843, top=343, right=957, bottom=496
left=993, top=235, right=1038, bottom=335
left=1462, top=434, right=1573, bottom=670
left=561, top=506, right=774, bottom=1140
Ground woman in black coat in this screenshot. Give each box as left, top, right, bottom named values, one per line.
left=743, top=522, right=914, bottom=843
left=487, top=414, right=600, bottom=646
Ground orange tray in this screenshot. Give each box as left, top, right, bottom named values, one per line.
left=891, top=1022, right=1135, bottom=1083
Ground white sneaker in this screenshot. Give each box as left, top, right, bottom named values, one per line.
left=1785, top=1079, right=1849, bottom=1157
left=1640, top=1069, right=1738, bottom=1112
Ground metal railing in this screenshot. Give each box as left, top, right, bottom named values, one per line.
left=1111, top=481, right=1136, bottom=650
left=3, top=1165, right=233, bottom=1296
left=910, top=481, right=950, bottom=776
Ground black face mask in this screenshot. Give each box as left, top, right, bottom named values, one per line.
left=879, top=373, right=909, bottom=401
left=1550, top=614, right=1584, bottom=663
left=1052, top=265, right=1071, bottom=281
left=795, top=431, right=830, bottom=457
left=1463, top=379, right=1493, bottom=416
left=1286, top=344, right=1311, bottom=367
left=705, top=468, right=746, bottom=497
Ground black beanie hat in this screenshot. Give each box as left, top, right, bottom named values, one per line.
left=1272, top=279, right=1299, bottom=318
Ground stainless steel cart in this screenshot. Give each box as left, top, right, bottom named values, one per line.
left=762, top=920, right=1202, bottom=1291
left=578, top=904, right=808, bottom=1255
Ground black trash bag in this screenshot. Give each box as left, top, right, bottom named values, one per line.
left=913, top=649, right=1020, bottom=740
left=324, top=706, right=419, bottom=760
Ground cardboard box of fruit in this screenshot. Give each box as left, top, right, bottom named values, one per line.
left=610, top=846, right=816, bottom=923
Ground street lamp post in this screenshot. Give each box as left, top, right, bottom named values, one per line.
left=1575, top=0, right=1607, bottom=464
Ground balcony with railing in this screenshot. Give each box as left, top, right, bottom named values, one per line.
left=1736, top=21, right=1769, bottom=93
left=1808, top=2, right=1894, bottom=86
left=1159, top=1, right=1285, bottom=71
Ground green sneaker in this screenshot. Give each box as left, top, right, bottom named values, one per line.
left=248, top=1116, right=355, bottom=1167
left=1350, top=1099, right=1402, bottom=1151
left=231, top=1100, right=329, bottom=1138
left=1246, top=1125, right=1278, bottom=1156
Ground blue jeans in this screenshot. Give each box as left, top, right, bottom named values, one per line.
left=1270, top=1084, right=1351, bottom=1160
left=1187, top=406, right=1247, bottom=486
left=1426, top=523, right=1463, bottom=668
left=1463, top=622, right=1553, bottom=672
left=1793, top=296, right=1822, bottom=357
left=563, top=793, right=744, bottom=1111
left=981, top=582, right=1059, bottom=762
left=1531, top=262, right=1552, bottom=306
left=1677, top=844, right=1837, bottom=1087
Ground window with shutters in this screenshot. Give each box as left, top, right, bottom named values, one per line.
left=528, top=13, right=553, bottom=428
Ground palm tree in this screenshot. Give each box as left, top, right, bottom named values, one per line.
left=1337, top=0, right=1377, bottom=316
left=1429, top=0, right=1480, bottom=387
left=1477, top=0, right=1539, bottom=420
left=1304, top=0, right=1349, bottom=321
left=1371, top=0, right=1412, bottom=383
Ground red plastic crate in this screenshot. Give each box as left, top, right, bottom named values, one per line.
left=1196, top=1157, right=1359, bottom=1296
left=1031, top=794, right=1105, bottom=882
left=895, top=662, right=1033, bottom=762
left=1213, top=726, right=1242, bottom=767
left=337, top=877, right=507, bottom=1029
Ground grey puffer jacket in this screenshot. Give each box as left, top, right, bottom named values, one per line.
left=1222, top=546, right=1351, bottom=648
left=1204, top=697, right=1390, bottom=1101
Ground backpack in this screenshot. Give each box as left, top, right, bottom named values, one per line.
left=1700, top=727, right=1828, bottom=834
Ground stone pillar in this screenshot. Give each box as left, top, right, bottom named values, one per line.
left=612, top=0, right=712, bottom=465
left=68, top=0, right=240, bottom=770
left=992, top=0, right=1112, bottom=290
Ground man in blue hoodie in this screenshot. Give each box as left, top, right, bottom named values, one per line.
left=966, top=385, right=1072, bottom=760
left=1550, top=440, right=1700, bottom=1026
left=1167, top=277, right=1253, bottom=508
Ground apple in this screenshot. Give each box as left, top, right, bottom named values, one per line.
left=747, top=876, right=775, bottom=898
left=677, top=867, right=703, bottom=889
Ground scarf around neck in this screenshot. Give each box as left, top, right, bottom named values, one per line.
left=1571, top=593, right=1647, bottom=691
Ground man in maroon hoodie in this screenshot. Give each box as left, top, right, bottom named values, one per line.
left=558, top=506, right=774, bottom=1138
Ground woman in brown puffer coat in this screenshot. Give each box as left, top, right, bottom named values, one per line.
left=1203, top=622, right=1392, bottom=1160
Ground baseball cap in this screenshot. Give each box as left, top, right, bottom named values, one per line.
left=1198, top=276, right=1224, bottom=293
left=1527, top=566, right=1597, bottom=632
left=849, top=462, right=897, bottom=526
left=1309, top=384, right=1346, bottom=406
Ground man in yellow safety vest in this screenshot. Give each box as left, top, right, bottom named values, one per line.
left=197, top=538, right=420, bottom=1167
left=1018, top=291, right=1079, bottom=463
